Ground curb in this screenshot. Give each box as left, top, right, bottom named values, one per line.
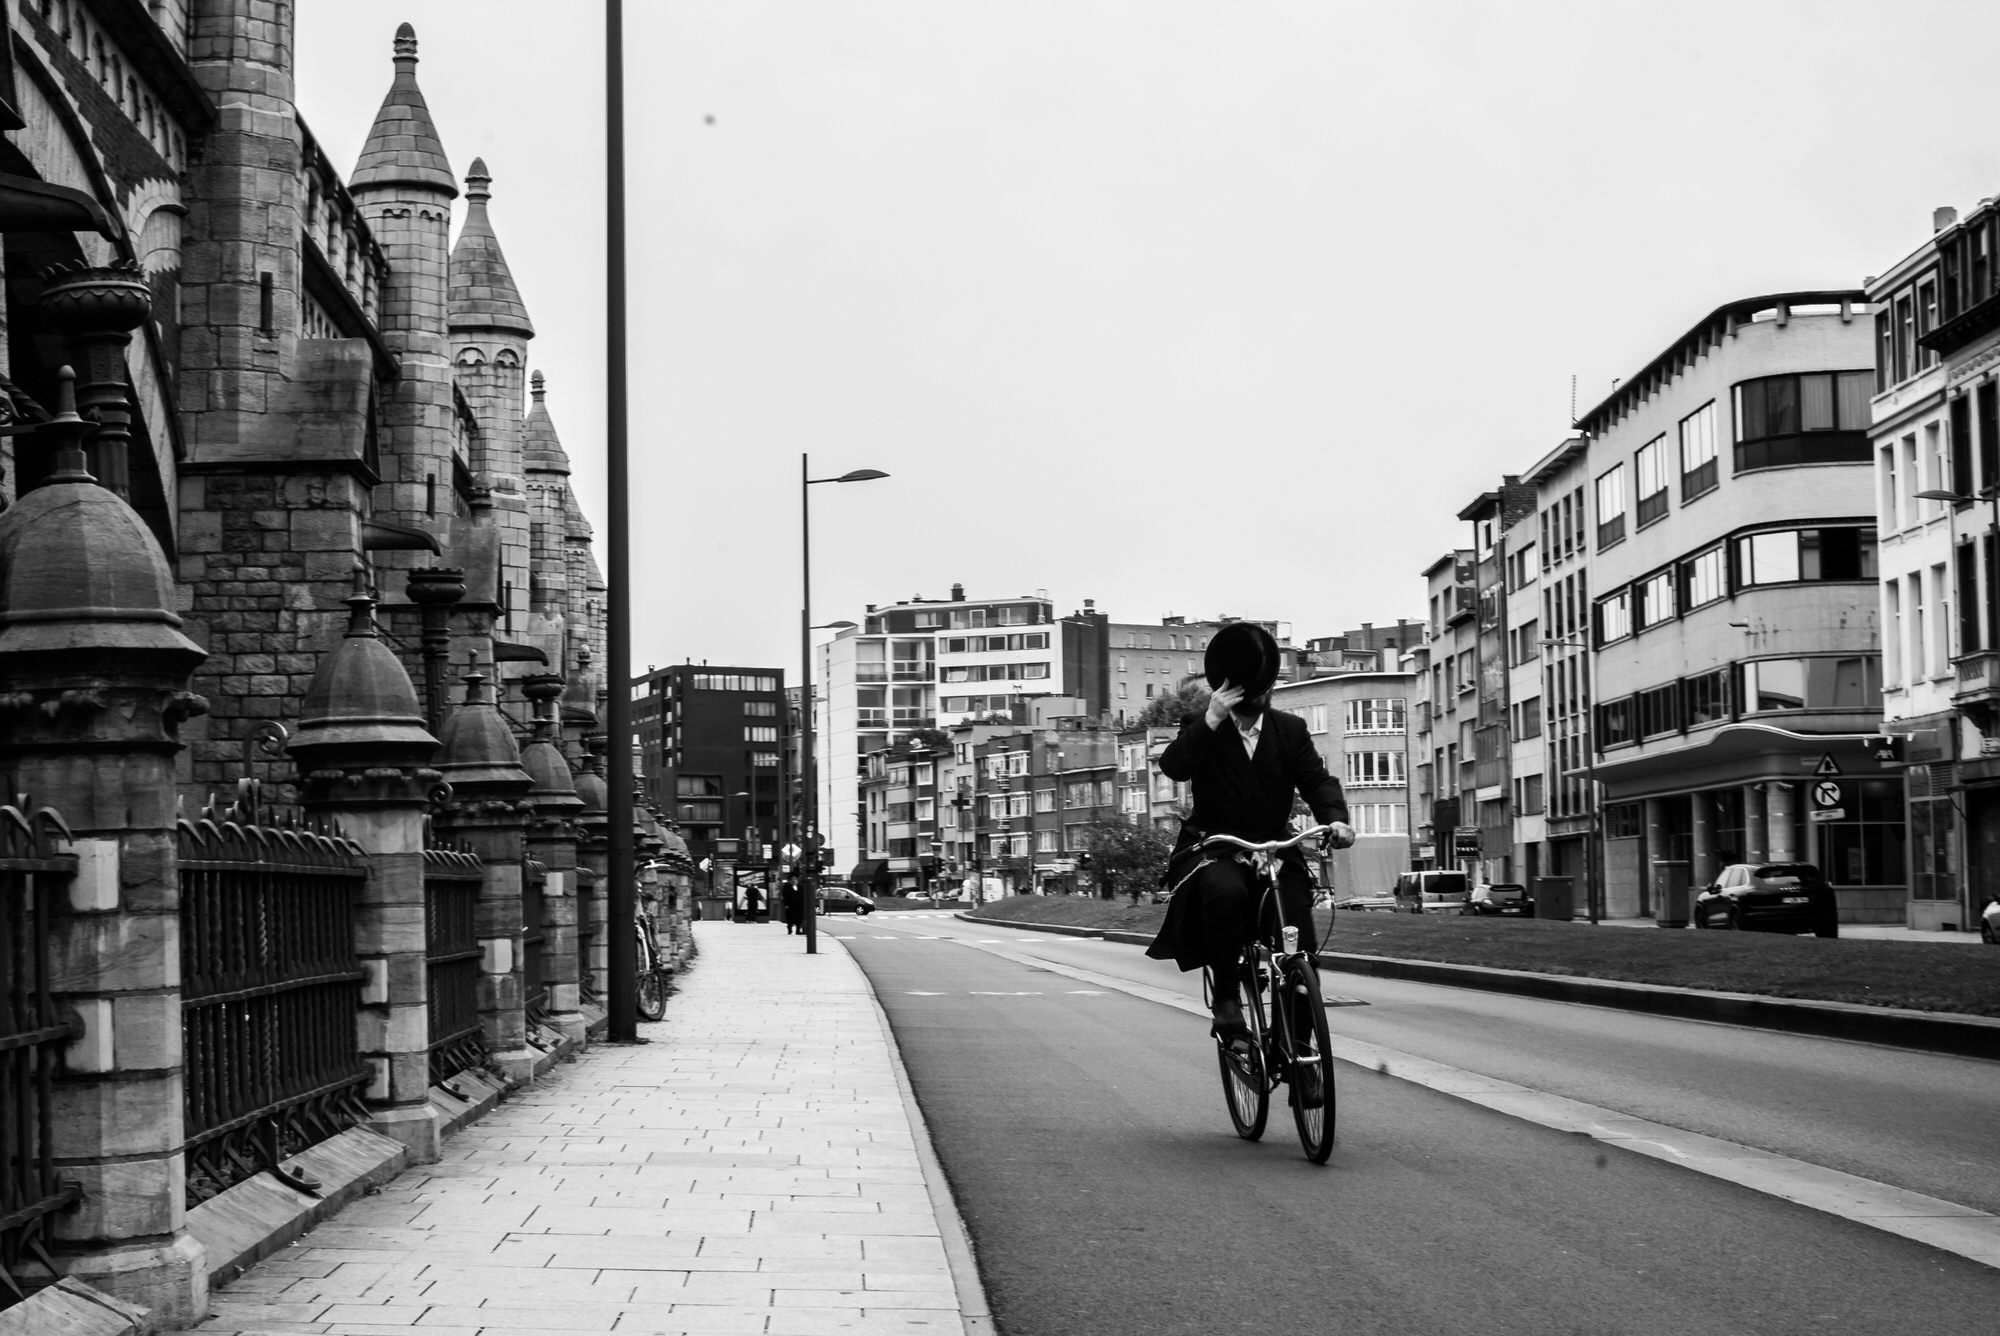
left=962, top=913, right=2000, bottom=1060
left=837, top=934, right=998, bottom=1336
left=952, top=910, right=1153, bottom=948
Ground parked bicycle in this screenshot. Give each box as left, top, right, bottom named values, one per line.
left=1200, top=824, right=1339, bottom=1163
left=635, top=899, right=671, bottom=1022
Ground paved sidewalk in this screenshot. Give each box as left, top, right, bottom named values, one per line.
left=174, top=921, right=970, bottom=1336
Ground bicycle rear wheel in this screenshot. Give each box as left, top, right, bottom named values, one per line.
left=1280, top=958, right=1336, bottom=1163
left=636, top=968, right=667, bottom=1021
left=1210, top=963, right=1268, bottom=1140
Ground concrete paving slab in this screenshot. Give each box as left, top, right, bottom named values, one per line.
left=169, top=922, right=978, bottom=1334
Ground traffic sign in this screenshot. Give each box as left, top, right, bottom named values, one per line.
left=1811, top=780, right=1841, bottom=808
left=782, top=843, right=801, bottom=860
left=1808, top=808, right=1845, bottom=823
left=1814, top=754, right=1841, bottom=777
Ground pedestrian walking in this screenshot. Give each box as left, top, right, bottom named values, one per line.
left=742, top=881, right=763, bottom=923
left=781, top=874, right=804, bottom=934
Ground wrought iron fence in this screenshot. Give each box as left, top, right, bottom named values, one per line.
left=179, top=804, right=369, bottom=1207
left=423, top=847, right=485, bottom=1088
left=522, top=858, right=548, bottom=1023
left=0, top=802, right=79, bottom=1309
left=574, top=869, right=599, bottom=1005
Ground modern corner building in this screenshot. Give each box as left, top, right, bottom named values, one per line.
left=1418, top=292, right=1901, bottom=922
left=1869, top=199, right=2000, bottom=930
left=1271, top=669, right=1417, bottom=895
left=632, top=664, right=787, bottom=865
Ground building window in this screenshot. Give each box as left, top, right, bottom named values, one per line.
left=1814, top=780, right=1907, bottom=887
left=743, top=725, right=778, bottom=743
left=1732, top=372, right=1873, bottom=471
left=1597, top=696, right=1634, bottom=747
left=751, top=751, right=780, bottom=767
left=1513, top=696, right=1542, bottom=739
left=1635, top=435, right=1669, bottom=526
left=1686, top=668, right=1729, bottom=726
left=1513, top=775, right=1543, bottom=816
left=1681, top=547, right=1726, bottom=608
left=1345, top=751, right=1406, bottom=786
left=1344, top=698, right=1407, bottom=733
left=1351, top=803, right=1408, bottom=835
left=1740, top=656, right=1881, bottom=712
left=1308, top=704, right=1328, bottom=733
left=1035, top=789, right=1055, bottom=813
left=1733, top=527, right=1878, bottom=587
left=1636, top=683, right=1679, bottom=737
left=1679, top=400, right=1720, bottom=500
left=1595, top=589, right=1632, bottom=645
left=1595, top=464, right=1627, bottom=549
left=1636, top=569, right=1676, bottom=630
left=1604, top=803, right=1642, bottom=839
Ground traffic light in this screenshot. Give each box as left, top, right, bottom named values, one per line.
left=1077, top=852, right=1094, bottom=870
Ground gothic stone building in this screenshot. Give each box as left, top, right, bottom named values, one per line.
left=0, top=6, right=631, bottom=1327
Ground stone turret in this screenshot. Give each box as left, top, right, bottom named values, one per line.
left=448, top=160, right=534, bottom=657
left=351, top=24, right=459, bottom=540
left=520, top=674, right=585, bottom=1042
left=523, top=371, right=574, bottom=657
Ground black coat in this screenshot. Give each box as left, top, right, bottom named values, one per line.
left=1144, top=708, right=1348, bottom=970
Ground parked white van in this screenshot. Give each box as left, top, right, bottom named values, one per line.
left=1392, top=870, right=1472, bottom=915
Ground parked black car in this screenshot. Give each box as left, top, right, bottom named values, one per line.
left=1694, top=863, right=1838, bottom=937
left=1469, top=882, right=1530, bottom=916
left=818, top=886, right=876, bottom=916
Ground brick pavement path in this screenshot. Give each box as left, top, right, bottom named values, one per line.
left=174, top=921, right=968, bottom=1336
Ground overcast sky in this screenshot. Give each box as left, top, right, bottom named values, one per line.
left=298, top=1, right=2000, bottom=675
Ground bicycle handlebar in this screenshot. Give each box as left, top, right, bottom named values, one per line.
left=1196, top=823, right=1343, bottom=855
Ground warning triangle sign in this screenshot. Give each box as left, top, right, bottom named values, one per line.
left=1814, top=754, right=1841, bottom=777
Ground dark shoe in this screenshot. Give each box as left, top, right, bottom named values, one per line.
left=1210, top=997, right=1253, bottom=1054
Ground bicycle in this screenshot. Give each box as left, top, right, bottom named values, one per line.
left=1198, top=824, right=1340, bottom=1163
left=635, top=905, right=671, bottom=1022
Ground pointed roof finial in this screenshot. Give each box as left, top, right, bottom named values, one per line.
left=449, top=159, right=534, bottom=336
left=531, top=370, right=546, bottom=401
left=523, top=368, right=569, bottom=475
left=352, top=24, right=457, bottom=197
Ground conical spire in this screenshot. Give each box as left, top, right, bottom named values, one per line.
left=523, top=372, right=570, bottom=474
left=352, top=25, right=457, bottom=196
left=448, top=158, right=534, bottom=337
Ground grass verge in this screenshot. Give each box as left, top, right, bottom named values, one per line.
left=965, top=896, right=2000, bottom=1017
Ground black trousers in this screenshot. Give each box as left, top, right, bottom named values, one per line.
left=1184, top=854, right=1320, bottom=995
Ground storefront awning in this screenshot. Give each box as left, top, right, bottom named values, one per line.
left=850, top=859, right=890, bottom=887
left=1583, top=724, right=1889, bottom=798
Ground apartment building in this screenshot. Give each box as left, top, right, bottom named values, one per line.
left=631, top=664, right=787, bottom=866
left=1455, top=482, right=1539, bottom=884
left=1298, top=622, right=1424, bottom=678
left=1523, top=438, right=1597, bottom=894
left=854, top=738, right=943, bottom=896
left=1103, top=617, right=1293, bottom=725
left=1870, top=201, right=2000, bottom=930
left=1271, top=671, right=1417, bottom=896
left=1581, top=292, right=1896, bottom=922
left=1413, top=551, right=1475, bottom=872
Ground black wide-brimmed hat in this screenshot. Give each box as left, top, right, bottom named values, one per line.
left=1204, top=622, right=1280, bottom=698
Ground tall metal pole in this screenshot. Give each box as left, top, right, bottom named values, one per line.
left=801, top=453, right=819, bottom=954
left=604, top=0, right=638, bottom=1037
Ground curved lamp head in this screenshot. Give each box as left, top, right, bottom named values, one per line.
left=836, top=469, right=890, bottom=483
left=813, top=620, right=857, bottom=630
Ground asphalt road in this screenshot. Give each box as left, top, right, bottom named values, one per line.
left=835, top=914, right=2000, bottom=1336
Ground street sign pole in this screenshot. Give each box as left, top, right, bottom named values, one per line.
left=603, top=0, right=637, bottom=1040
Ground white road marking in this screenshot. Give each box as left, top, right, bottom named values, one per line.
left=1066, top=990, right=1107, bottom=996
left=939, top=936, right=2000, bottom=1273
left=969, top=991, right=1043, bottom=996
left=906, top=991, right=945, bottom=996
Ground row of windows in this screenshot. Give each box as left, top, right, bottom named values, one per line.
left=1346, top=751, right=1407, bottom=787
left=942, top=662, right=1050, bottom=684
left=905, top=605, right=1042, bottom=630
left=690, top=674, right=779, bottom=692
left=941, top=633, right=1049, bottom=654
left=1118, top=656, right=1200, bottom=675
left=1595, top=525, right=1876, bottom=644
left=1595, top=655, right=1881, bottom=746
left=1593, top=376, right=1870, bottom=552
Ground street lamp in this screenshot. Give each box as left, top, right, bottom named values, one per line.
left=801, top=460, right=889, bottom=955
left=1540, top=634, right=1603, bottom=925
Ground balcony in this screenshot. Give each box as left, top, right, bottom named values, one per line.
left=891, top=664, right=934, bottom=682
left=1952, top=649, right=2000, bottom=730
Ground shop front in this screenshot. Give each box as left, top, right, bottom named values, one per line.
left=1593, top=724, right=1906, bottom=923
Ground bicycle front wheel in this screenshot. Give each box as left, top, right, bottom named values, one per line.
left=1282, top=958, right=1336, bottom=1163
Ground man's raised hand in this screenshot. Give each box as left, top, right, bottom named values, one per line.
left=1205, top=681, right=1245, bottom=728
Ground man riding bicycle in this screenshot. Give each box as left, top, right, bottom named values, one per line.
left=1143, top=622, right=1354, bottom=1051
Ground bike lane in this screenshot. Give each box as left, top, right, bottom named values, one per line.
left=837, top=926, right=2000, bottom=1336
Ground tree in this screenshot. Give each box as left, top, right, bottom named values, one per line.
left=1079, top=813, right=1178, bottom=902
left=1133, top=679, right=1209, bottom=729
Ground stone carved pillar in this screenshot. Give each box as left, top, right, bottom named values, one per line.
left=290, top=594, right=443, bottom=1162
left=406, top=566, right=466, bottom=736
left=1744, top=784, right=1768, bottom=864
left=432, top=665, right=535, bottom=1083
left=520, top=674, right=584, bottom=1043
left=0, top=374, right=208, bottom=1323
left=38, top=262, right=152, bottom=499
left=574, top=735, right=610, bottom=1000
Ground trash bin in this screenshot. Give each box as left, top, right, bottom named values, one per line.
left=1653, top=860, right=1692, bottom=929
left=1532, top=876, right=1575, bottom=920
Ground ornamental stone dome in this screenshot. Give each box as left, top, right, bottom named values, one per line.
left=434, top=667, right=531, bottom=795
left=0, top=379, right=202, bottom=673
left=523, top=372, right=570, bottom=475
left=291, top=596, right=438, bottom=766
left=572, top=754, right=608, bottom=815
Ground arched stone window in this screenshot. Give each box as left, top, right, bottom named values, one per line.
left=456, top=347, right=487, bottom=367
left=495, top=349, right=521, bottom=368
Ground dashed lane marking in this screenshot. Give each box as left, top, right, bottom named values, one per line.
left=939, top=935, right=2000, bottom=1273
left=969, top=991, right=1044, bottom=996
left=906, top=991, right=945, bottom=996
